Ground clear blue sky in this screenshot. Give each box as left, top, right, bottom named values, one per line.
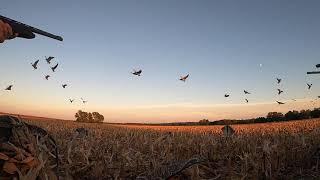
left=1, top=0, right=320, bottom=122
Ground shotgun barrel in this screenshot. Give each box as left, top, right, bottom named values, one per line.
left=0, top=15, right=63, bottom=41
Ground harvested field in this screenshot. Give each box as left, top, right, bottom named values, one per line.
left=23, top=118, right=320, bottom=179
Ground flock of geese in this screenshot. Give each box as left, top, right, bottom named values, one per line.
left=131, top=64, right=318, bottom=106
left=2, top=62, right=319, bottom=107
left=4, top=57, right=88, bottom=105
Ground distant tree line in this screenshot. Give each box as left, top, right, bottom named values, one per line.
left=75, top=110, right=104, bottom=123
left=204, top=108, right=320, bottom=125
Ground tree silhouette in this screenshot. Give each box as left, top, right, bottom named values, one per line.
left=75, top=110, right=104, bottom=123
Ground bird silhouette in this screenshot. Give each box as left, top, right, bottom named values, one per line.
left=224, top=94, right=230, bottom=98
left=5, top=85, right=13, bottom=90
left=179, top=74, right=189, bottom=82
left=31, top=60, right=39, bottom=70
left=81, top=98, right=87, bottom=104
left=51, top=63, right=59, bottom=72
left=62, top=84, right=67, bottom=88
left=277, top=89, right=284, bottom=95
left=45, top=56, right=54, bottom=64
left=132, top=69, right=142, bottom=76
left=244, top=90, right=251, bottom=94
left=69, top=99, right=74, bottom=103
left=307, top=83, right=312, bottom=90
left=316, top=64, right=320, bottom=68
left=276, top=101, right=285, bottom=105
left=245, top=99, right=249, bottom=103
left=45, top=75, right=50, bottom=80
left=276, top=78, right=281, bottom=84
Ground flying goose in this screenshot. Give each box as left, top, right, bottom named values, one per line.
left=5, top=85, right=13, bottom=90
left=69, top=99, right=74, bottom=103
left=31, top=60, right=39, bottom=70
left=307, top=83, right=312, bottom=90
left=179, top=74, right=189, bottom=82
left=45, top=56, right=55, bottom=64
left=245, top=99, right=249, bottom=103
left=62, top=84, right=67, bottom=88
left=81, top=98, right=87, bottom=104
left=276, top=101, right=285, bottom=105
left=51, top=63, right=59, bottom=72
left=45, top=75, right=50, bottom=80
left=132, top=69, right=142, bottom=76
left=277, top=89, right=284, bottom=95
left=276, top=78, right=281, bottom=84
left=244, top=90, right=251, bottom=94
left=224, top=94, right=230, bottom=98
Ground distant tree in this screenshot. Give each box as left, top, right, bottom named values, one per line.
left=92, top=112, right=104, bottom=123
left=254, top=117, right=267, bottom=123
left=75, top=110, right=104, bottom=123
left=267, top=112, right=284, bottom=121
left=75, top=110, right=89, bottom=122
left=199, top=119, right=210, bottom=125
left=310, top=108, right=320, bottom=118
left=300, top=109, right=311, bottom=119
left=285, top=110, right=301, bottom=120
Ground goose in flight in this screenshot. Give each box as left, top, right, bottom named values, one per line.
left=31, top=60, right=39, bottom=70
left=277, top=89, right=284, bottom=95
left=224, top=94, right=230, bottom=98
left=5, top=85, right=13, bottom=90
left=179, top=74, right=189, bottom=82
left=276, top=101, right=285, bottom=105
left=81, top=98, right=87, bottom=104
left=69, top=99, right=74, bottom=103
left=244, top=90, right=251, bottom=94
left=51, top=63, right=59, bottom=72
left=245, top=99, right=249, bottom=103
left=62, top=84, right=67, bottom=88
left=307, top=83, right=312, bottom=90
left=276, top=78, right=281, bottom=84
left=45, top=75, right=50, bottom=80
left=316, top=64, right=320, bottom=68
left=45, top=56, right=55, bottom=64
left=132, top=69, right=142, bottom=76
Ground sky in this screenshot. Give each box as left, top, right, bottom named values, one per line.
left=1, top=0, right=320, bottom=123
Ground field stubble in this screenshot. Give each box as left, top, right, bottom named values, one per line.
left=24, top=118, right=320, bottom=179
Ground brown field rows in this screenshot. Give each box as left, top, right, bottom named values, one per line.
left=22, top=118, right=320, bottom=179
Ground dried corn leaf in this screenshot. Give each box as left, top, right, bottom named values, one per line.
left=26, top=158, right=40, bottom=168
left=21, top=156, right=34, bottom=164
left=3, top=162, right=18, bottom=175
left=14, top=152, right=26, bottom=161
left=0, top=152, right=9, bottom=160
left=8, top=158, right=19, bottom=163
left=26, top=144, right=36, bottom=154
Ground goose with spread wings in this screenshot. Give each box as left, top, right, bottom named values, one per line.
left=276, top=78, right=282, bottom=84
left=5, top=85, right=13, bottom=91
left=132, top=69, right=142, bottom=76
left=45, top=56, right=55, bottom=64
left=51, top=63, right=59, bottom=72
left=31, top=60, right=39, bottom=70
left=276, top=101, right=285, bottom=105
left=277, top=89, right=284, bottom=95
left=179, top=74, right=189, bottom=82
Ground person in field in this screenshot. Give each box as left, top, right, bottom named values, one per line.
left=0, top=20, right=17, bottom=43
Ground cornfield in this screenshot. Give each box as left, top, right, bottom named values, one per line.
left=23, top=118, right=320, bottom=179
